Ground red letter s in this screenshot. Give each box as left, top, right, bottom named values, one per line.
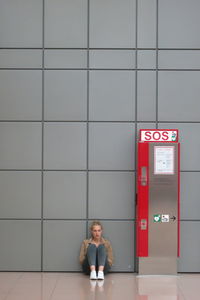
left=145, top=131, right=151, bottom=141
left=162, top=131, right=169, bottom=141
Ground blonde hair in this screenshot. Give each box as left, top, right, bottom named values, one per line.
left=90, top=220, right=103, bottom=232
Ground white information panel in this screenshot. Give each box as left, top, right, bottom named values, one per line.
left=154, top=146, right=174, bottom=175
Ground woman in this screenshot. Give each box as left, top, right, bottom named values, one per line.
left=79, top=221, right=114, bottom=280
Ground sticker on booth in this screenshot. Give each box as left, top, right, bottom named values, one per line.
left=161, top=214, right=169, bottom=222
left=153, top=214, right=161, bottom=223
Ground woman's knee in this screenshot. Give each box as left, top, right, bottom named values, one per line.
left=88, top=244, right=97, bottom=250
left=97, top=244, right=106, bottom=253
left=87, top=244, right=97, bottom=262
left=98, top=244, right=104, bottom=249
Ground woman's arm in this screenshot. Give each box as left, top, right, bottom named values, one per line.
left=79, top=241, right=86, bottom=264
left=106, top=241, right=114, bottom=266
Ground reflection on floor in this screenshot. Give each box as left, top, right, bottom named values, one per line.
left=0, top=272, right=199, bottom=300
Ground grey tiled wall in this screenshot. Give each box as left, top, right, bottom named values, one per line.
left=0, top=0, right=200, bottom=272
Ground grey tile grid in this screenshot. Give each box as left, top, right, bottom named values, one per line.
left=89, top=50, right=135, bottom=69
left=180, top=172, right=200, bottom=220
left=0, top=0, right=200, bottom=272
left=43, top=220, right=86, bottom=271
left=178, top=221, right=200, bottom=272
left=44, top=71, right=87, bottom=121
left=159, top=0, right=200, bottom=49
left=0, top=120, right=200, bottom=124
left=0, top=70, right=42, bottom=120
left=0, top=220, right=41, bottom=271
left=134, top=0, right=138, bottom=270
left=89, top=0, right=136, bottom=49
left=1, top=46, right=200, bottom=50
left=41, top=0, right=45, bottom=272
left=0, top=171, right=41, bottom=219
left=135, top=0, right=138, bottom=169
left=181, top=220, right=200, bottom=222
left=2, top=67, right=200, bottom=72
left=1, top=167, right=200, bottom=172
left=0, top=218, right=42, bottom=220
left=158, top=50, right=200, bottom=69
left=155, top=0, right=159, bottom=129
left=2, top=51, right=200, bottom=71
left=86, top=0, right=90, bottom=239
left=0, top=169, right=136, bottom=172
left=158, top=72, right=200, bottom=122
left=44, top=50, right=87, bottom=68
left=137, top=0, right=156, bottom=48
left=0, top=50, right=42, bottom=68
left=0, top=122, right=42, bottom=169
left=0, top=0, right=43, bottom=48
left=0, top=218, right=135, bottom=222
left=137, top=50, right=156, bottom=69
left=2, top=47, right=200, bottom=51
left=44, top=0, right=87, bottom=48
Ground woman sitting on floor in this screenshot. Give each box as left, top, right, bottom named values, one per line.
left=79, top=221, right=114, bottom=280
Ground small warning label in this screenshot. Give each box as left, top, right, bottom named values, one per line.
left=153, top=214, right=161, bottom=223
left=162, top=214, right=170, bottom=222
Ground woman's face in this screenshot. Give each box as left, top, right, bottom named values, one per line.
left=91, top=225, right=102, bottom=240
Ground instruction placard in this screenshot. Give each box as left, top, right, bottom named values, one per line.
left=154, top=146, right=174, bottom=175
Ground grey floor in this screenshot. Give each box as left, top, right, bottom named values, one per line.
left=0, top=272, right=199, bottom=300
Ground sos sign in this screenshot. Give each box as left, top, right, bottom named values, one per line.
left=140, top=129, right=178, bottom=142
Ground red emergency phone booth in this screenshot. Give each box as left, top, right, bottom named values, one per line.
left=136, top=129, right=180, bottom=274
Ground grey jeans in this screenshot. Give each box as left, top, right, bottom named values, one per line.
left=82, top=244, right=110, bottom=275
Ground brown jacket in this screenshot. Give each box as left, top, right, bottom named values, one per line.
left=79, top=237, right=114, bottom=266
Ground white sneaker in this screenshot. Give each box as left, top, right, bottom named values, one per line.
left=97, top=271, right=104, bottom=280
left=90, top=270, right=97, bottom=280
